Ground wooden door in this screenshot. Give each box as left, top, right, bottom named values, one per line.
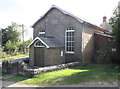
left=34, top=47, right=44, bottom=67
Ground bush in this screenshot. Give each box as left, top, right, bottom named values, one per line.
left=95, top=49, right=111, bottom=64
left=2, top=52, right=10, bottom=58
left=10, top=52, right=20, bottom=56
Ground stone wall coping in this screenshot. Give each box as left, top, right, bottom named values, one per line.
left=25, top=61, right=80, bottom=75
left=2, top=56, right=29, bottom=63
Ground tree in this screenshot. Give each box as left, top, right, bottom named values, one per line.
left=5, top=40, right=17, bottom=52
left=19, top=24, right=27, bottom=54
left=0, top=29, right=2, bottom=49
left=17, top=37, right=32, bottom=53
left=109, top=1, right=120, bottom=63
left=0, top=29, right=2, bottom=58
left=2, top=22, right=21, bottom=47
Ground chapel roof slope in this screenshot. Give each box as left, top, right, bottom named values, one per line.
left=32, top=5, right=101, bottom=29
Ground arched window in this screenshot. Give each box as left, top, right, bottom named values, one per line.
left=65, top=27, right=74, bottom=53
left=34, top=40, right=44, bottom=47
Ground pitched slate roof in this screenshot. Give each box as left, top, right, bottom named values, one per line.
left=40, top=37, right=64, bottom=47
left=32, top=5, right=101, bottom=29
left=27, top=36, right=64, bottom=48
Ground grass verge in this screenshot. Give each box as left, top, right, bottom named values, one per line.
left=0, top=72, right=10, bottom=77
left=0, top=54, right=28, bottom=61
left=4, top=64, right=119, bottom=85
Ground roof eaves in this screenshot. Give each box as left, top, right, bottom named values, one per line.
left=95, top=32, right=113, bottom=38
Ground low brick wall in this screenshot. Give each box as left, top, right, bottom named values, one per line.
left=23, top=62, right=80, bottom=75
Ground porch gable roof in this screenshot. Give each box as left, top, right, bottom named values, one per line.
left=27, top=36, right=64, bottom=48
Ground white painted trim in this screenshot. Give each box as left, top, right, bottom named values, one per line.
left=65, top=28, right=75, bottom=53
left=34, top=45, right=44, bottom=47
left=27, top=37, right=50, bottom=48
left=39, top=32, right=45, bottom=34
left=66, top=30, right=74, bottom=32
left=66, top=51, right=75, bottom=54
left=95, top=32, right=113, bottom=38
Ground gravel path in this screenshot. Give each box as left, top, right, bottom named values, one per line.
left=1, top=80, right=118, bottom=87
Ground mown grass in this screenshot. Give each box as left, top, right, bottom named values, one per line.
left=0, top=54, right=28, bottom=61
left=0, top=72, right=10, bottom=77
left=5, top=64, right=119, bottom=85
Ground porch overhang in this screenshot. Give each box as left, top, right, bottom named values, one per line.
left=27, top=37, right=50, bottom=48
left=27, top=36, right=64, bottom=48
left=95, top=32, right=113, bottom=38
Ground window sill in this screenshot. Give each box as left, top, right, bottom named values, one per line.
left=34, top=46, right=44, bottom=47
left=66, top=52, right=74, bottom=54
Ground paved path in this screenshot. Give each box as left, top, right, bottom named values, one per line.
left=1, top=81, right=118, bottom=87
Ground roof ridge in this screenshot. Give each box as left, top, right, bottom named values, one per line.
left=32, top=5, right=101, bottom=29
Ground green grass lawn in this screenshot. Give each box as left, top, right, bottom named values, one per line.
left=4, top=64, right=119, bottom=85
left=0, top=54, right=28, bottom=61
left=0, top=72, right=10, bottom=77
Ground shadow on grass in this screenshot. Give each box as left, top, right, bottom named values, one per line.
left=55, top=64, right=119, bottom=85
left=29, top=64, right=119, bottom=86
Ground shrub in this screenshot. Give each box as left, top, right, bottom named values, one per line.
left=95, top=49, right=112, bottom=64
left=10, top=52, right=20, bottom=56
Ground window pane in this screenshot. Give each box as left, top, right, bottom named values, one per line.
left=68, top=42, right=71, bottom=46
left=71, top=47, right=74, bottom=51
left=67, top=47, right=69, bottom=51
left=35, top=41, right=44, bottom=46
left=70, top=42, right=72, bottom=46
left=71, top=32, right=74, bottom=36
left=67, top=37, right=69, bottom=41
left=72, top=42, right=74, bottom=46
left=67, top=42, right=69, bottom=46
left=66, top=32, right=69, bottom=36
left=68, top=32, right=71, bottom=36
left=71, top=37, right=73, bottom=41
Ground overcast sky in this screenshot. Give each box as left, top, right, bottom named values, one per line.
left=0, top=0, right=119, bottom=40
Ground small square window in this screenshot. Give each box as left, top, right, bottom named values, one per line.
left=39, top=30, right=45, bottom=37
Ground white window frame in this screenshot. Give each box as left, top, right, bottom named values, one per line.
left=39, top=30, right=45, bottom=36
left=65, top=27, right=74, bottom=54
left=34, top=40, right=44, bottom=47
left=112, top=48, right=116, bottom=52
left=39, top=32, right=45, bottom=35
